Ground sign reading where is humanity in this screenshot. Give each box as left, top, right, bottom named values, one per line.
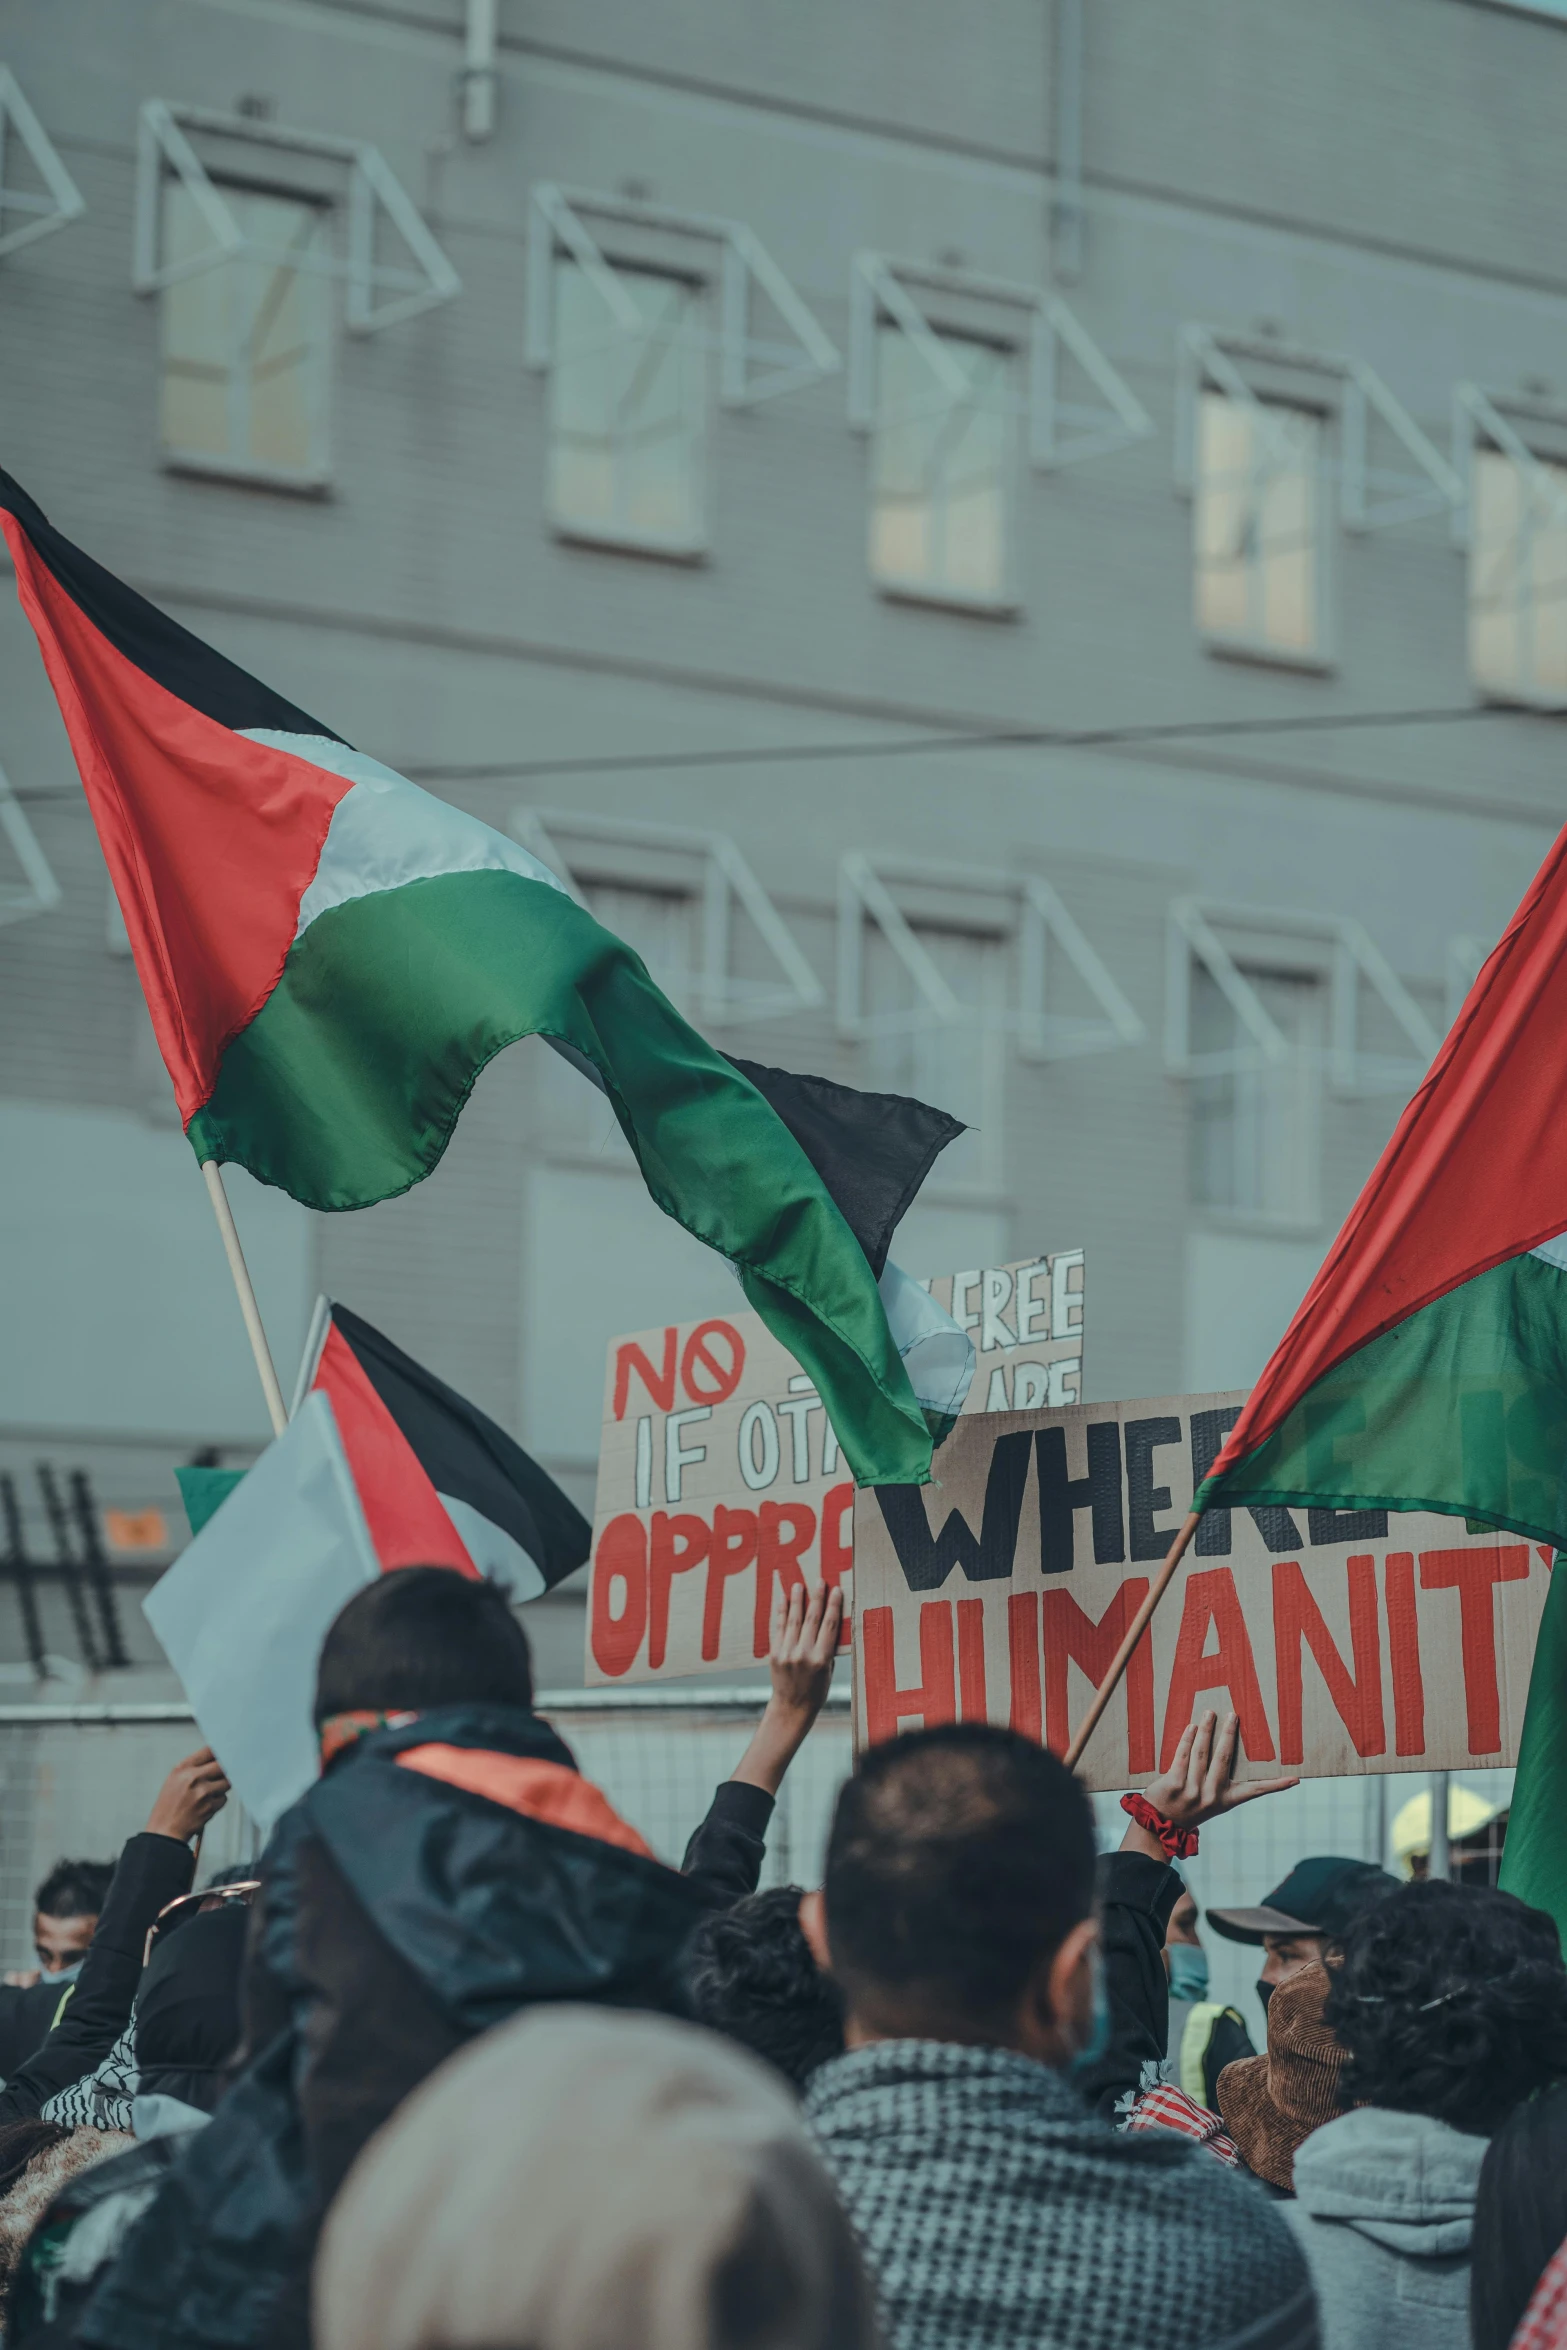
left=586, top=1251, right=1086, bottom=1684
left=850, top=1389, right=1551, bottom=1792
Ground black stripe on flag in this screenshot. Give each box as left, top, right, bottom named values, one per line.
left=725, top=1058, right=964, bottom=1278
left=330, top=1304, right=589, bottom=1593
left=0, top=469, right=341, bottom=741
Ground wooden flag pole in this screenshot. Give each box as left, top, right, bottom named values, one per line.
left=201, top=1160, right=288, bottom=1439
left=1062, top=1509, right=1201, bottom=1772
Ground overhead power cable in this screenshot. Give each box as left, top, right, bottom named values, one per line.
left=399, top=701, right=1536, bottom=786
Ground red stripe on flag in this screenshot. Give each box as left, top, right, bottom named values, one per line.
left=3, top=514, right=348, bottom=1122
left=313, top=1325, right=477, bottom=1576
left=1209, top=823, right=1567, bottom=1489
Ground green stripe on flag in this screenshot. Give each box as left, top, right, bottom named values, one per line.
left=186, top=870, right=932, bottom=1489
left=1197, top=1251, right=1567, bottom=1550
left=1499, top=1554, right=1567, bottom=1951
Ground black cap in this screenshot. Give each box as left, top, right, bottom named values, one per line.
left=1205, top=1855, right=1398, bottom=1946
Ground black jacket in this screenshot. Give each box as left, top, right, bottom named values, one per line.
left=1075, top=1849, right=1184, bottom=2121
left=0, top=1974, right=75, bottom=2081
left=0, top=1835, right=193, bottom=2123
left=77, top=1704, right=769, bottom=2350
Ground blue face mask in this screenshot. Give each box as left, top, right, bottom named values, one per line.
left=1069, top=1956, right=1112, bottom=2079
left=1167, top=1945, right=1210, bottom=2004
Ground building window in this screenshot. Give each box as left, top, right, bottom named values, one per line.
left=869, top=326, right=1014, bottom=609
left=865, top=922, right=1008, bottom=1194
left=1468, top=447, right=1567, bottom=706
left=1189, top=963, right=1323, bottom=1227
left=546, top=262, right=707, bottom=556
left=159, top=181, right=330, bottom=486
left=1194, top=390, right=1326, bottom=664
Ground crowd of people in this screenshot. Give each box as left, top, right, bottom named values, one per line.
left=0, top=1569, right=1559, bottom=2348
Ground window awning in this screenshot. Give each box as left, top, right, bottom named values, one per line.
left=1176, top=324, right=1463, bottom=534
left=0, top=67, right=86, bottom=258
left=132, top=100, right=460, bottom=333
left=1166, top=897, right=1438, bottom=1098
left=525, top=183, right=839, bottom=407
left=838, top=852, right=1145, bottom=1063
left=849, top=252, right=1152, bottom=473
left=510, top=808, right=825, bottom=1025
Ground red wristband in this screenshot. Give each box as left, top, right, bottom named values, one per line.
left=1121, top=1792, right=1199, bottom=1859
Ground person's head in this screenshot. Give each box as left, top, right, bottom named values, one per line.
left=132, top=1903, right=249, bottom=2115
left=1207, top=1855, right=1398, bottom=2006
left=314, top=2004, right=876, bottom=2350
left=1471, top=2083, right=1567, bottom=2350
left=686, top=1888, right=845, bottom=2090
left=1324, top=1880, right=1567, bottom=2135
left=812, top=1723, right=1098, bottom=2065
left=1164, top=1887, right=1209, bottom=2004
left=313, top=1567, right=534, bottom=1731
left=1215, top=1962, right=1346, bottom=2191
left=31, top=1860, right=114, bottom=1974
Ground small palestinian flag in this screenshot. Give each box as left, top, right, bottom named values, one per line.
left=297, top=1300, right=588, bottom=1597
left=1196, top=819, right=1567, bottom=1550
left=1, top=469, right=933, bottom=1490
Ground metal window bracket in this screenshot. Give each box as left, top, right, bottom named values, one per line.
left=0, top=66, right=86, bottom=258
left=0, top=769, right=62, bottom=929
left=848, top=252, right=1152, bottom=472
left=509, top=808, right=825, bottom=1025
left=524, top=184, right=839, bottom=408
left=1166, top=897, right=1438, bottom=1098
left=837, top=851, right=1145, bottom=1062
left=1450, top=382, right=1567, bottom=552
left=1175, top=324, right=1463, bottom=533
left=132, top=100, right=460, bottom=332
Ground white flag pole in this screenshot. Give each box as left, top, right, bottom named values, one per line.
left=200, top=1160, right=288, bottom=1438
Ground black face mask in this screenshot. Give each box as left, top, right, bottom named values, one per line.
left=1256, top=1978, right=1274, bottom=2016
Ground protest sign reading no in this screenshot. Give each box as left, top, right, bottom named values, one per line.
left=850, top=1389, right=1551, bottom=1790
left=585, top=1251, right=1085, bottom=1684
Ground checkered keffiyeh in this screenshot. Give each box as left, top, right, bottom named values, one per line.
left=1121, top=2081, right=1241, bottom=2166
left=1512, top=2234, right=1567, bottom=2350
left=806, top=2041, right=1317, bottom=2350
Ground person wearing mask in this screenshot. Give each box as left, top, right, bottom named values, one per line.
left=0, top=1751, right=229, bottom=2126
left=0, top=1863, right=115, bottom=2079
left=1286, top=1880, right=1567, bottom=2350
left=1215, top=1964, right=1345, bottom=2195
left=314, top=2004, right=878, bottom=2350
left=1164, top=1887, right=1255, bottom=2110
left=77, top=1567, right=843, bottom=2350
left=1469, top=2081, right=1567, bottom=2350
left=1206, top=1857, right=1398, bottom=2017
left=803, top=1721, right=1318, bottom=2350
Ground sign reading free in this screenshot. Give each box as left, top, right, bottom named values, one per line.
left=850, top=1388, right=1551, bottom=1790
left=585, top=1251, right=1085, bottom=1685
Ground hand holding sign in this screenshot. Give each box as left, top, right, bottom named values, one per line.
left=732, top=1582, right=845, bottom=1798
left=1130, top=1710, right=1298, bottom=1853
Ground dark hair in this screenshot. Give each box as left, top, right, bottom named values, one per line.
left=313, top=1568, right=534, bottom=1725
left=686, top=1888, right=845, bottom=2089
left=1324, top=1880, right=1567, bottom=2134
left=823, top=1723, right=1096, bottom=2034
left=33, top=1861, right=113, bottom=1920
left=1471, top=2083, right=1567, bottom=2350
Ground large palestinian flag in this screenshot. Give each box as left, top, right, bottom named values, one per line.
left=1197, top=820, right=1567, bottom=1548
left=0, top=469, right=935, bottom=1489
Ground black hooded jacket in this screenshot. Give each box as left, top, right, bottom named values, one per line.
left=76, top=1702, right=766, bottom=2350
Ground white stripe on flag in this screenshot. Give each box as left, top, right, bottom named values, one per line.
left=437, top=1492, right=547, bottom=1603
left=878, top=1259, right=976, bottom=1422
left=240, top=731, right=566, bottom=942
left=143, top=1390, right=379, bottom=1833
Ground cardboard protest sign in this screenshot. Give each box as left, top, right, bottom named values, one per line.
left=586, top=1250, right=1085, bottom=1684
left=849, top=1389, right=1551, bottom=1791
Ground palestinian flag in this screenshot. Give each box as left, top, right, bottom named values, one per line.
left=1197, top=820, right=1567, bottom=1549
left=296, top=1300, right=589, bottom=1597
left=1, top=469, right=933, bottom=1489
